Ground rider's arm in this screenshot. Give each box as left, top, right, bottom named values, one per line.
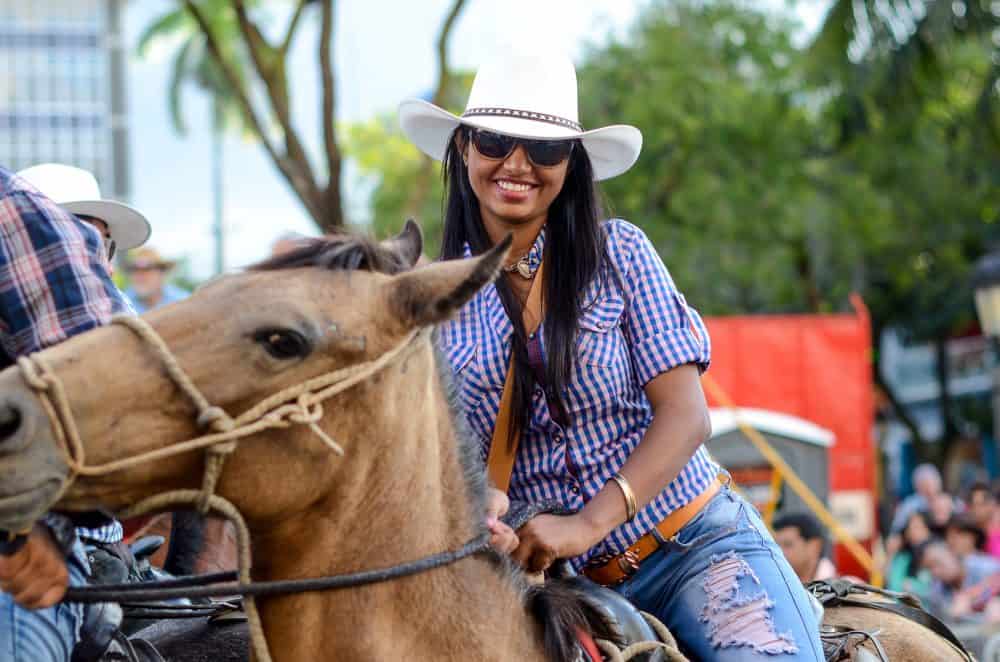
left=578, top=365, right=710, bottom=539
left=577, top=224, right=712, bottom=539
left=0, top=168, right=131, bottom=605
left=0, top=167, right=130, bottom=359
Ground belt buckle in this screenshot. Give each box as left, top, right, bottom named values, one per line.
left=617, top=549, right=641, bottom=579
left=587, top=549, right=641, bottom=586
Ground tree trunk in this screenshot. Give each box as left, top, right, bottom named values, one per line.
left=403, top=0, right=468, bottom=221
left=211, top=101, right=225, bottom=274
left=794, top=236, right=822, bottom=312
left=934, top=336, right=956, bottom=443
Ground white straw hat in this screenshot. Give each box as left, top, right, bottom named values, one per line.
left=16, top=163, right=151, bottom=250
left=399, top=52, right=642, bottom=181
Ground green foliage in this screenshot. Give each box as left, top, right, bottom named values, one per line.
left=342, top=114, right=447, bottom=254
left=342, top=72, right=474, bottom=255
left=583, top=0, right=1000, bottom=336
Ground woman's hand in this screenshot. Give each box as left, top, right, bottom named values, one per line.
left=485, top=488, right=519, bottom=554
left=512, top=513, right=601, bottom=573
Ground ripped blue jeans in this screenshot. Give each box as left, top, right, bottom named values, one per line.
left=614, top=486, right=824, bottom=660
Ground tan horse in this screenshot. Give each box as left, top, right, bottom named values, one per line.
left=811, top=580, right=974, bottom=661
left=0, top=225, right=617, bottom=662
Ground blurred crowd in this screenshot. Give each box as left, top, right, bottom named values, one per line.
left=883, top=464, right=1000, bottom=625
left=772, top=463, right=1000, bottom=627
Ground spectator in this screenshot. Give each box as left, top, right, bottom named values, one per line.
left=945, top=514, right=987, bottom=560
left=15, top=163, right=150, bottom=265
left=921, top=540, right=1000, bottom=621
left=886, top=510, right=935, bottom=599
left=773, top=512, right=837, bottom=583
left=887, top=464, right=957, bottom=558
left=968, top=483, right=1000, bottom=559
left=928, top=491, right=959, bottom=538
left=123, top=247, right=187, bottom=314
left=949, top=571, right=1000, bottom=624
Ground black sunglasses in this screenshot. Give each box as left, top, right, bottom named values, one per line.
left=466, top=128, right=575, bottom=168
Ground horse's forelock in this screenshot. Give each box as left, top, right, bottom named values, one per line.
left=251, top=234, right=411, bottom=275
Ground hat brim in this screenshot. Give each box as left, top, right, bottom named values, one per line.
left=62, top=200, right=151, bottom=250
left=399, top=98, right=642, bottom=181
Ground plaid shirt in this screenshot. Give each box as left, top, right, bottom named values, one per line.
left=0, top=166, right=130, bottom=543
left=439, top=219, right=717, bottom=568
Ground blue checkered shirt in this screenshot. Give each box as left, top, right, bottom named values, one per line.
left=0, top=166, right=130, bottom=544
left=439, top=218, right=717, bottom=567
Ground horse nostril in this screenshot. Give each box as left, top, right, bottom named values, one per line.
left=0, top=403, right=23, bottom=446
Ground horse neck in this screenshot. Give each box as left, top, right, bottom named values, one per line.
left=249, top=345, right=546, bottom=662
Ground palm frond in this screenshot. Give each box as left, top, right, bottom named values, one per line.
left=136, top=8, right=190, bottom=57
left=167, top=37, right=205, bottom=135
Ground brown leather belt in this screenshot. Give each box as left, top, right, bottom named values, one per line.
left=583, top=477, right=723, bottom=586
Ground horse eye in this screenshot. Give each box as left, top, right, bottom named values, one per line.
left=254, top=329, right=310, bottom=360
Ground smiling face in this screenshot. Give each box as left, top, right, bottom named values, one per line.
left=461, top=129, right=571, bottom=229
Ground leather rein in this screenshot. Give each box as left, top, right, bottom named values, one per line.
left=16, top=315, right=491, bottom=662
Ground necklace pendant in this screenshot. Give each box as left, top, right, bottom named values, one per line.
left=516, top=260, right=533, bottom=279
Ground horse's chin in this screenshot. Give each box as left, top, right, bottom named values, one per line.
left=0, top=481, right=62, bottom=533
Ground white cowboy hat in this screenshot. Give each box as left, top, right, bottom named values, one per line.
left=399, top=52, right=642, bottom=181
left=16, top=163, right=151, bottom=250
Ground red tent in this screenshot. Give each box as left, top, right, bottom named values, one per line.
left=703, top=296, right=876, bottom=579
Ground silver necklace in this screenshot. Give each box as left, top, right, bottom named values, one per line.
left=502, top=254, right=533, bottom=279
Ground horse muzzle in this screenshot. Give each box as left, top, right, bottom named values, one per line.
left=0, top=368, right=69, bottom=532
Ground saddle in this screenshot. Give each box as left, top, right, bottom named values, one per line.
left=74, top=536, right=240, bottom=662
left=505, top=500, right=670, bottom=662
left=807, top=579, right=974, bottom=662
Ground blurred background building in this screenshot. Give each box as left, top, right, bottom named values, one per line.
left=0, top=0, right=130, bottom=199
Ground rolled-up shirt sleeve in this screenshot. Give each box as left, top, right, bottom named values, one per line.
left=619, top=222, right=711, bottom=386
left=0, top=171, right=130, bottom=358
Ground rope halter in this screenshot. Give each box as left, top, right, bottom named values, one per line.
left=14, top=313, right=430, bottom=662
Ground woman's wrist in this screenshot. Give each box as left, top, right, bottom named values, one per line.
left=577, top=494, right=628, bottom=548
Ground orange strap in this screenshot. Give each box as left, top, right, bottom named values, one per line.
left=486, top=259, right=545, bottom=493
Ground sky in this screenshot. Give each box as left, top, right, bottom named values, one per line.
left=125, top=0, right=829, bottom=279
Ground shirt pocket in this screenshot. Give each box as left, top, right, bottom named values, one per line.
left=577, top=298, right=627, bottom=367
left=570, top=299, right=631, bottom=420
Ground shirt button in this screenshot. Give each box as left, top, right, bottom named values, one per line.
left=553, top=432, right=564, bottom=444
left=570, top=484, right=580, bottom=495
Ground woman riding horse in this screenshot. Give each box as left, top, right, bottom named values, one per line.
left=399, top=51, right=825, bottom=661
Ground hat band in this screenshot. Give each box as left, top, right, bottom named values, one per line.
left=462, top=107, right=583, bottom=132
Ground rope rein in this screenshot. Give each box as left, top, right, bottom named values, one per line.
left=18, top=315, right=429, bottom=662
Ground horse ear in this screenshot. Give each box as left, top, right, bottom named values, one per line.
left=381, top=219, right=424, bottom=269
left=383, top=235, right=512, bottom=327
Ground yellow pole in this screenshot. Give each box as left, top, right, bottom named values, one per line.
left=762, top=471, right=784, bottom=527
left=703, top=374, right=880, bottom=583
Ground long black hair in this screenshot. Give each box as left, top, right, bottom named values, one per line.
left=439, top=127, right=610, bottom=443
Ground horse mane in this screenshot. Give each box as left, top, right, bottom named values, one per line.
left=252, top=232, right=619, bottom=662
left=252, top=232, right=413, bottom=275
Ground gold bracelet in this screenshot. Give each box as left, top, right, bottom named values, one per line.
left=610, top=473, right=638, bottom=521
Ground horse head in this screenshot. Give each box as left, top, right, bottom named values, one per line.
left=0, top=222, right=509, bottom=537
